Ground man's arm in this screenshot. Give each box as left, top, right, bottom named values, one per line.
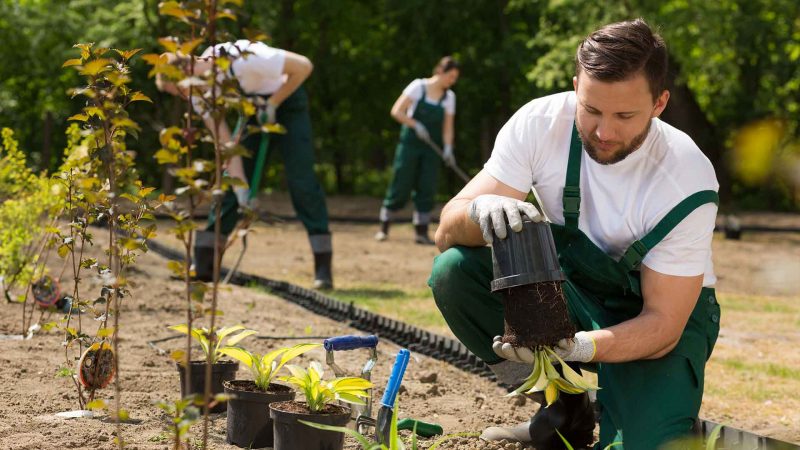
left=266, top=51, right=313, bottom=108
left=443, top=112, right=455, bottom=147
left=434, top=170, right=528, bottom=251
left=587, top=266, right=702, bottom=362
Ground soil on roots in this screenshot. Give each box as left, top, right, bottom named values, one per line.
left=501, top=281, right=576, bottom=348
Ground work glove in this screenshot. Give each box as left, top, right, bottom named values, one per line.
left=467, top=194, right=543, bottom=243
left=234, top=186, right=252, bottom=209
left=413, top=121, right=430, bottom=142
left=492, top=331, right=596, bottom=364
left=263, top=101, right=278, bottom=124
left=443, top=144, right=456, bottom=166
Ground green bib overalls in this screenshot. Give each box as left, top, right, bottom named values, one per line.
left=428, top=123, right=721, bottom=449
left=382, top=83, right=446, bottom=216
left=206, top=85, right=330, bottom=239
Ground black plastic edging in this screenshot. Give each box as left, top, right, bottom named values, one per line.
left=146, top=238, right=798, bottom=450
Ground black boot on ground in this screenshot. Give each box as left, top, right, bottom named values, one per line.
left=192, top=231, right=221, bottom=282
left=414, top=224, right=435, bottom=246
left=529, top=391, right=596, bottom=449
left=481, top=391, right=595, bottom=449
left=313, top=251, right=333, bottom=290
left=375, top=221, right=390, bottom=241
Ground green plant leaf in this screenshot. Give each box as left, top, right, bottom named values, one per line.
left=217, top=347, right=254, bottom=369
left=225, top=329, right=256, bottom=347
left=298, top=420, right=374, bottom=449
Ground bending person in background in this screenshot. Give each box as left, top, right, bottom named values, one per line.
left=156, top=40, right=334, bottom=289
left=375, top=57, right=460, bottom=245
left=429, top=19, right=720, bottom=449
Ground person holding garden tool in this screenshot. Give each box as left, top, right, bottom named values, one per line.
left=375, top=57, right=460, bottom=245
left=428, top=19, right=720, bottom=449
left=156, top=40, right=334, bottom=289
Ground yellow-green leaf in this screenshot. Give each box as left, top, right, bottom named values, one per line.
left=218, top=347, right=254, bottom=368
left=97, top=327, right=115, bottom=338
left=67, top=114, right=89, bottom=122
left=86, top=399, right=107, bottom=410
left=80, top=58, right=111, bottom=76
left=130, top=92, right=152, bottom=103
left=545, top=382, right=559, bottom=406
left=62, top=58, right=83, bottom=68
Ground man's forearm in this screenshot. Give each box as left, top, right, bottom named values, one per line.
left=588, top=311, right=683, bottom=363
left=434, top=198, right=485, bottom=251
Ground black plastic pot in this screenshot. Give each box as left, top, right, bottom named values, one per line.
left=223, top=380, right=295, bottom=449
left=270, top=401, right=350, bottom=450
left=176, top=360, right=238, bottom=413
left=491, top=219, right=574, bottom=348
left=490, top=219, right=564, bottom=292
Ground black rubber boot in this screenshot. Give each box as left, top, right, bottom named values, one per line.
left=375, top=221, right=390, bottom=241
left=313, top=251, right=333, bottom=290
left=414, top=224, right=435, bottom=246
left=529, top=391, right=596, bottom=449
left=192, top=232, right=217, bottom=282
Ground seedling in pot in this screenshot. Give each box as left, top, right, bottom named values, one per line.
left=169, top=324, right=256, bottom=366
left=219, top=342, right=320, bottom=391
left=269, top=362, right=373, bottom=450
left=219, top=343, right=320, bottom=448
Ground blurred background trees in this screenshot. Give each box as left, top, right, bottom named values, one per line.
left=1, top=0, right=798, bottom=210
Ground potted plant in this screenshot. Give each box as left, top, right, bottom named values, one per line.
left=218, top=343, right=320, bottom=448
left=168, top=324, right=255, bottom=412
left=270, top=361, right=373, bottom=450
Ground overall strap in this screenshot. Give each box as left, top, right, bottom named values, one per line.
left=420, top=82, right=427, bottom=101
left=562, top=121, right=582, bottom=231
left=620, top=190, right=719, bottom=270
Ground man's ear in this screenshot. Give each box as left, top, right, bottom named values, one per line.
left=573, top=76, right=578, bottom=91
left=652, top=90, right=670, bottom=118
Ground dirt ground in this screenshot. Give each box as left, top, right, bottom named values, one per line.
left=0, top=194, right=798, bottom=449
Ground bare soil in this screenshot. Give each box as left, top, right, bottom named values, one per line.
left=0, top=194, right=798, bottom=449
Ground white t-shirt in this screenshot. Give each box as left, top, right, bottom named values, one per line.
left=202, top=40, right=287, bottom=95
left=402, top=79, right=456, bottom=116
left=485, top=91, right=718, bottom=286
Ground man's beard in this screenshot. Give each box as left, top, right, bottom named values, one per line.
left=579, top=121, right=651, bottom=165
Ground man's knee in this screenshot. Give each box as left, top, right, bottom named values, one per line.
left=428, top=246, right=483, bottom=308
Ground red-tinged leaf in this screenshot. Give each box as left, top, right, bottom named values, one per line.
left=114, top=48, right=142, bottom=60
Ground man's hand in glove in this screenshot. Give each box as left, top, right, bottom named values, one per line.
left=467, top=194, right=543, bottom=243
left=234, top=186, right=252, bottom=210
left=492, top=332, right=596, bottom=364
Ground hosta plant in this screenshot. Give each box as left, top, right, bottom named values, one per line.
left=281, top=361, right=373, bottom=413
left=510, top=347, right=599, bottom=406
left=219, top=343, right=320, bottom=390
left=168, top=324, right=256, bottom=365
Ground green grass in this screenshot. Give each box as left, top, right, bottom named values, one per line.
left=716, top=292, right=798, bottom=314
left=718, top=358, right=800, bottom=381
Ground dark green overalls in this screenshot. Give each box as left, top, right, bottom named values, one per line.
left=382, top=84, right=446, bottom=219
left=428, top=123, right=721, bottom=449
left=206, top=86, right=331, bottom=246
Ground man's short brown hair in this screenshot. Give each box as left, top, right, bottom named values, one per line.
left=575, top=18, right=668, bottom=100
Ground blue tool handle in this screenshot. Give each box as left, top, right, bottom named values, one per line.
left=380, top=349, right=410, bottom=408
left=323, top=335, right=379, bottom=351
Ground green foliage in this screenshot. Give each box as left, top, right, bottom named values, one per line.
left=0, top=128, right=60, bottom=302
left=281, top=361, right=372, bottom=413
left=510, top=347, right=598, bottom=406
left=155, top=396, right=202, bottom=449
left=168, top=324, right=256, bottom=365
left=218, top=343, right=320, bottom=391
